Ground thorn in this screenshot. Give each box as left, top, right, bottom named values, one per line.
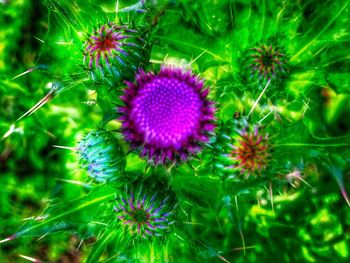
left=239, top=229, right=246, bottom=256
left=76, top=239, right=84, bottom=252
left=327, top=163, right=350, bottom=208
left=11, top=68, right=35, bottom=80
left=18, top=254, right=42, bottom=263
left=55, top=178, right=92, bottom=189
left=216, top=253, right=231, bottom=263
left=0, top=234, right=16, bottom=243
left=301, top=98, right=310, bottom=118
left=22, top=215, right=46, bottom=222
left=298, top=177, right=314, bottom=190
left=36, top=233, right=48, bottom=241
left=196, top=238, right=231, bottom=263
left=52, top=145, right=77, bottom=151
left=232, top=245, right=257, bottom=251
left=247, top=78, right=271, bottom=118
left=173, top=233, right=185, bottom=241
left=335, top=178, right=350, bottom=208
left=190, top=49, right=208, bottom=65
left=234, top=195, right=239, bottom=213
left=33, top=36, right=44, bottom=43
left=258, top=110, right=273, bottom=124
left=17, top=90, right=54, bottom=121
left=1, top=124, right=16, bottom=141
left=339, top=186, right=350, bottom=208
left=11, top=65, right=48, bottom=80
left=269, top=181, right=275, bottom=216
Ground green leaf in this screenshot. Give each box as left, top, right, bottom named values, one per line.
left=86, top=227, right=118, bottom=263
left=326, top=72, right=350, bottom=94
left=172, top=176, right=222, bottom=208
left=13, top=186, right=116, bottom=239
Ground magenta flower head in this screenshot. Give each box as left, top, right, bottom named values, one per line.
left=118, top=66, right=216, bottom=165
left=114, top=189, right=175, bottom=239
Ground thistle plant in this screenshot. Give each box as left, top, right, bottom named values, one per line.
left=2, top=0, right=350, bottom=263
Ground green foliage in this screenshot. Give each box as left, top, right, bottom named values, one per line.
left=1, top=0, right=350, bottom=262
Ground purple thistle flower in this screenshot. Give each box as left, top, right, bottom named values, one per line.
left=114, top=190, right=175, bottom=238
left=119, top=66, right=216, bottom=164
left=230, top=126, right=271, bottom=175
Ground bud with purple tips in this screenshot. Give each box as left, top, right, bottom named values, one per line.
left=114, top=189, right=175, bottom=238
left=241, top=42, right=289, bottom=85
left=118, top=66, right=216, bottom=165
left=83, top=21, right=149, bottom=81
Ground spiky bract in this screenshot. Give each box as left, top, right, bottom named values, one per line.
left=114, top=189, right=175, bottom=239
left=119, top=66, right=216, bottom=165
left=83, top=21, right=149, bottom=81
left=229, top=125, right=271, bottom=175
left=242, top=43, right=289, bottom=84
left=78, top=129, right=125, bottom=182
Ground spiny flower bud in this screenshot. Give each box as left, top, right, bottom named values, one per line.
left=114, top=189, right=175, bottom=239
left=118, top=66, right=216, bottom=165
left=78, top=129, right=125, bottom=182
left=241, top=42, right=289, bottom=84
left=228, top=125, right=271, bottom=175
left=83, top=21, right=149, bottom=82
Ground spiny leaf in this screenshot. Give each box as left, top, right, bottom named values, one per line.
left=86, top=227, right=118, bottom=263
left=6, top=186, right=116, bottom=241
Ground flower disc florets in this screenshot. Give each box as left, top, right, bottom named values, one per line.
left=119, top=66, right=216, bottom=164
left=114, top=190, right=175, bottom=238
left=78, top=129, right=124, bottom=182
left=83, top=21, right=147, bottom=80
left=229, top=126, right=271, bottom=175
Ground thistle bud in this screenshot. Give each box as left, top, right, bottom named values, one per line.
left=114, top=188, right=175, bottom=239
left=83, top=21, right=149, bottom=82
left=78, top=129, right=125, bottom=182
left=240, top=42, right=289, bottom=85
